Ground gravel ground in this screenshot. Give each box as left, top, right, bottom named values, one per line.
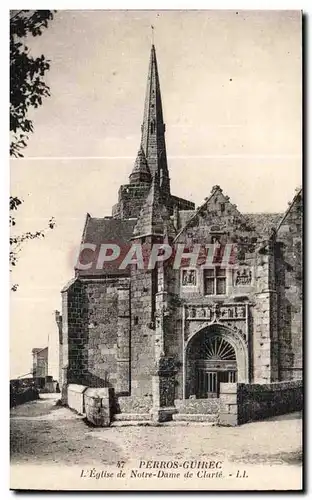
left=10, top=395, right=302, bottom=468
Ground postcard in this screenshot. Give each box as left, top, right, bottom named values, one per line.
left=10, top=9, right=303, bottom=491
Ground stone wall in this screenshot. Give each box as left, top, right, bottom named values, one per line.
left=10, top=386, right=39, bottom=407
left=61, top=277, right=130, bottom=392
left=252, top=239, right=280, bottom=383
left=129, top=243, right=156, bottom=396
left=219, top=380, right=302, bottom=426
left=112, top=184, right=151, bottom=219
left=83, top=278, right=129, bottom=389
left=174, top=398, right=220, bottom=414
left=112, top=184, right=195, bottom=220
left=115, top=395, right=153, bottom=414
left=277, top=191, right=302, bottom=379
left=55, top=310, right=63, bottom=385
left=61, top=278, right=86, bottom=391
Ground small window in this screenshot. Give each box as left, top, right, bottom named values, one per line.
left=205, top=276, right=215, bottom=295
left=220, top=203, right=225, bottom=213
left=204, top=267, right=227, bottom=296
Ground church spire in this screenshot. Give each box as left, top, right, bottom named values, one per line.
left=140, top=44, right=171, bottom=198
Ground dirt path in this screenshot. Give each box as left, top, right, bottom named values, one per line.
left=10, top=395, right=302, bottom=467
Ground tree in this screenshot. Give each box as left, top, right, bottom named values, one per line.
left=10, top=10, right=56, bottom=290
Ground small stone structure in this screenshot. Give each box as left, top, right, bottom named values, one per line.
left=84, top=388, right=113, bottom=427
left=67, top=384, right=87, bottom=415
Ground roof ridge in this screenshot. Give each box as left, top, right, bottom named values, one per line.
left=173, top=185, right=254, bottom=242
left=276, top=188, right=302, bottom=233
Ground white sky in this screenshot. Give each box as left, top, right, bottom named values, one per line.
left=10, top=9, right=302, bottom=379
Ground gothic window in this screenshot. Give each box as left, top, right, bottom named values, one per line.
left=220, top=203, right=225, bottom=213
left=150, top=119, right=155, bottom=134
left=204, top=267, right=226, bottom=295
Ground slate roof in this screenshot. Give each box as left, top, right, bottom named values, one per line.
left=276, top=188, right=302, bottom=233
left=76, top=204, right=288, bottom=278
left=77, top=215, right=137, bottom=276
left=244, top=213, right=283, bottom=235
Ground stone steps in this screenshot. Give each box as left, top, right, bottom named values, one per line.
left=172, top=413, right=218, bottom=423
left=111, top=411, right=218, bottom=426
left=161, top=420, right=216, bottom=426
left=110, top=419, right=216, bottom=427
left=112, top=412, right=151, bottom=422
left=110, top=420, right=152, bottom=427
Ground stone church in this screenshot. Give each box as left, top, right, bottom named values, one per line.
left=56, top=45, right=302, bottom=422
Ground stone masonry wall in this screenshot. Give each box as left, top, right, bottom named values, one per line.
left=115, top=395, right=153, bottom=414
left=61, top=278, right=86, bottom=390
left=55, top=311, right=63, bottom=385
left=277, top=191, right=302, bottom=379
left=130, top=242, right=156, bottom=396
left=252, top=242, right=279, bottom=383
left=82, top=278, right=129, bottom=389
left=174, top=398, right=220, bottom=415
left=112, top=184, right=151, bottom=219
left=61, top=277, right=130, bottom=391
left=219, top=380, right=302, bottom=426
left=112, top=184, right=195, bottom=220
left=116, top=286, right=131, bottom=395
left=275, top=244, right=294, bottom=380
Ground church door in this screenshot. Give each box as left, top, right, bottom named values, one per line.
left=194, top=335, right=237, bottom=398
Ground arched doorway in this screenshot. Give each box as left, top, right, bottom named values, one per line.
left=185, top=325, right=247, bottom=398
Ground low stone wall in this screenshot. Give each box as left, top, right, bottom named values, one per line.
left=115, top=395, right=153, bottom=414
left=84, top=388, right=113, bottom=427
left=219, top=380, right=303, bottom=426
left=10, top=387, right=39, bottom=408
left=174, top=398, right=220, bottom=414
left=67, top=384, right=87, bottom=415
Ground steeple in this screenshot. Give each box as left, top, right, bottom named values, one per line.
left=129, top=146, right=151, bottom=184
left=132, top=172, right=175, bottom=239
left=140, top=44, right=171, bottom=198
left=111, top=43, right=195, bottom=220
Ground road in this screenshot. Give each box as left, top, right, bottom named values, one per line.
left=10, top=394, right=303, bottom=490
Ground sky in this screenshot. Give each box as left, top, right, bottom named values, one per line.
left=10, top=9, right=302, bottom=379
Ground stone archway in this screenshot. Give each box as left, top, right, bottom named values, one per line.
left=184, top=324, right=248, bottom=399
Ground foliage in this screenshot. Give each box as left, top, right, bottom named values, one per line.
left=10, top=10, right=55, bottom=157
left=10, top=10, right=56, bottom=290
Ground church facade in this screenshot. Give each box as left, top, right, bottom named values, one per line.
left=57, top=45, right=302, bottom=422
